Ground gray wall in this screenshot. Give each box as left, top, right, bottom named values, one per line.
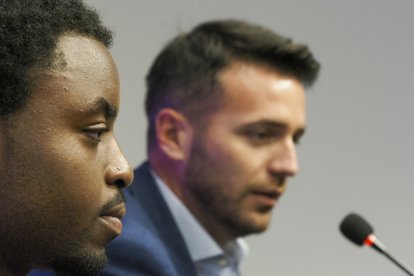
left=85, top=1, right=414, bottom=275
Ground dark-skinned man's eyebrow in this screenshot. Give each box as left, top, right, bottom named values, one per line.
left=81, top=97, right=117, bottom=120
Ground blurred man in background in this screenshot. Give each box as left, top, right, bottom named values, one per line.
left=103, top=19, right=320, bottom=275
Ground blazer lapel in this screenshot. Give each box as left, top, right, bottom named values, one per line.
left=130, top=162, right=197, bottom=276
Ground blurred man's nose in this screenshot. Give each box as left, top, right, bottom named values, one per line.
left=268, top=138, right=299, bottom=177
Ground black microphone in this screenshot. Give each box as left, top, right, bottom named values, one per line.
left=340, top=213, right=414, bottom=276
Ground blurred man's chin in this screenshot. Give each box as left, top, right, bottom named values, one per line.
left=224, top=213, right=272, bottom=237
left=51, top=248, right=107, bottom=276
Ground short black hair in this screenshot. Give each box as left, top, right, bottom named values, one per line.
left=145, top=19, right=320, bottom=148
left=0, top=0, right=112, bottom=116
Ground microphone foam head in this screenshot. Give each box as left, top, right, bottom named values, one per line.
left=340, top=213, right=373, bottom=246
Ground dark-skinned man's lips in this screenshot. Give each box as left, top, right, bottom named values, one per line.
left=99, top=192, right=126, bottom=236
left=99, top=204, right=126, bottom=235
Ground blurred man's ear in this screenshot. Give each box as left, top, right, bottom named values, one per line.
left=155, top=108, right=193, bottom=161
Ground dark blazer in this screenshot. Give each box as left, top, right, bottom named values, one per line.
left=101, top=162, right=197, bottom=276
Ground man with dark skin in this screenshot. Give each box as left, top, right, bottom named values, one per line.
left=0, top=1, right=133, bottom=275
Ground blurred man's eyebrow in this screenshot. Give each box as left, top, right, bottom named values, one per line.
left=238, top=120, right=291, bottom=130
left=83, top=97, right=117, bottom=120
left=237, top=120, right=306, bottom=134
